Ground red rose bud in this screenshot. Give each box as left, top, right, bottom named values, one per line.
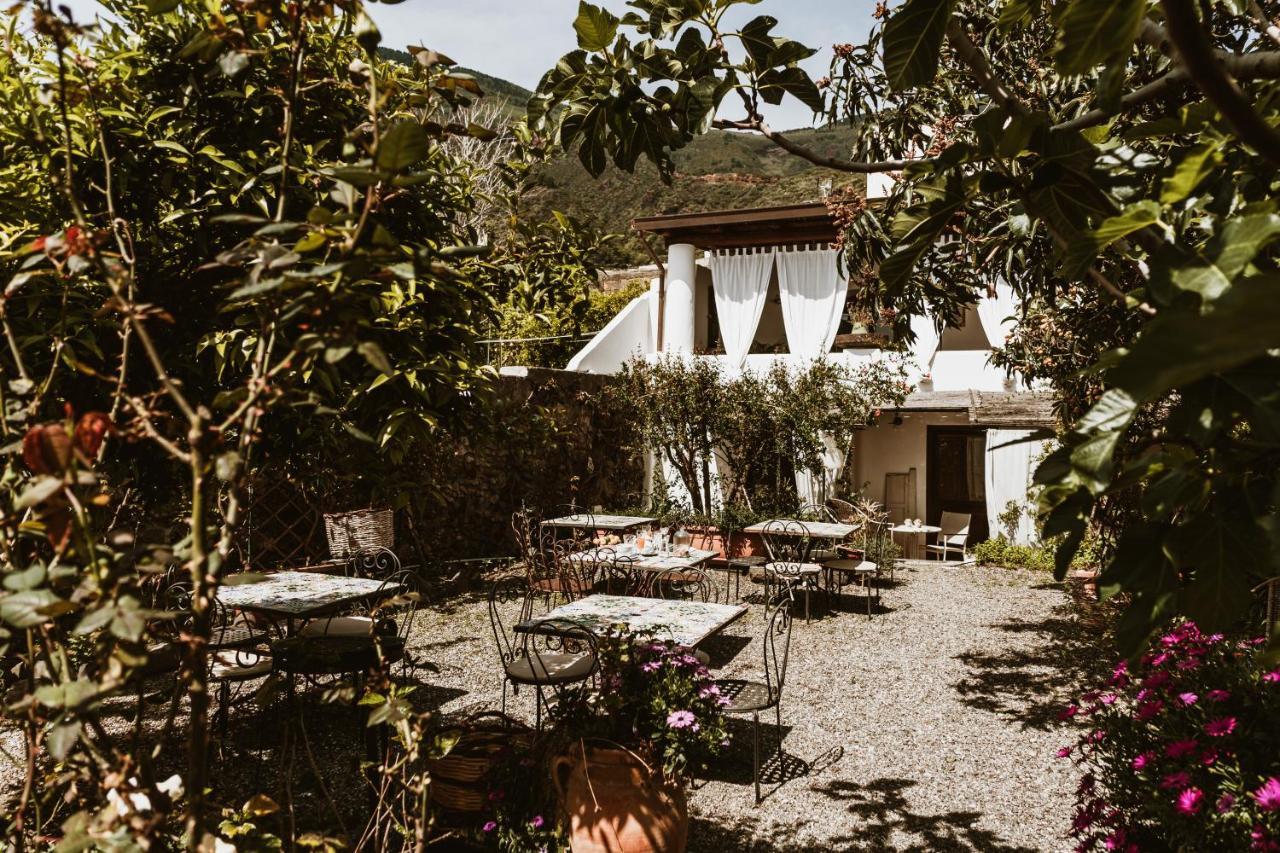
left=74, top=411, right=114, bottom=458
left=22, top=424, right=73, bottom=475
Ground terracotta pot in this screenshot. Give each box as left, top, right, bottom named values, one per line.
left=686, top=525, right=763, bottom=560
left=552, top=744, right=688, bottom=853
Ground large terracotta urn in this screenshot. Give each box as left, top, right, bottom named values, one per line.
left=552, top=743, right=688, bottom=853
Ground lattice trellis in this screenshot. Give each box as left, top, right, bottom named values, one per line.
left=238, top=478, right=327, bottom=569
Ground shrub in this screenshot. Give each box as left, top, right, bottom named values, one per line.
left=1059, top=623, right=1280, bottom=851
left=974, top=535, right=1100, bottom=573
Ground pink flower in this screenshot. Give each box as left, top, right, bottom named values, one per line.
left=1177, top=691, right=1198, bottom=706
left=1143, top=671, right=1171, bottom=689
left=666, top=710, right=696, bottom=729
left=1149, top=652, right=1171, bottom=667
left=1057, top=746, right=1072, bottom=759
left=1205, top=717, right=1237, bottom=737
left=1136, top=699, right=1164, bottom=721
left=1177, top=787, right=1204, bottom=814
left=641, top=660, right=662, bottom=673
left=1263, top=670, right=1280, bottom=684
left=1201, top=748, right=1220, bottom=767
left=1132, top=752, right=1155, bottom=771
left=530, top=814, right=545, bottom=829
left=1165, top=739, right=1199, bottom=759
left=1161, top=771, right=1191, bottom=790
left=1100, top=693, right=1118, bottom=706
left=1254, top=778, right=1280, bottom=812
left=1218, top=793, right=1236, bottom=813
left=1176, top=657, right=1202, bottom=671
left=482, top=821, right=497, bottom=832
left=1059, top=704, right=1080, bottom=720
left=1206, top=689, right=1231, bottom=702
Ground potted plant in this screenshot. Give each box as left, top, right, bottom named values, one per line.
left=546, top=630, right=730, bottom=853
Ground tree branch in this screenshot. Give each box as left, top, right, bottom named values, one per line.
left=710, top=117, right=917, bottom=173
left=945, top=18, right=1031, bottom=117
left=1159, top=0, right=1280, bottom=165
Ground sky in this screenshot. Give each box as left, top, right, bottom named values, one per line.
left=51, top=0, right=877, bottom=131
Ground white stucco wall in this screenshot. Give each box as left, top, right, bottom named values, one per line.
left=565, top=291, right=653, bottom=374
left=851, top=410, right=971, bottom=518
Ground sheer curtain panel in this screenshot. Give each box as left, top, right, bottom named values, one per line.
left=709, top=248, right=776, bottom=368
left=776, top=246, right=846, bottom=360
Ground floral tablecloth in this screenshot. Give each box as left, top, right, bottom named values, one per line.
left=216, top=571, right=401, bottom=617
left=540, top=514, right=657, bottom=531
left=515, top=594, right=747, bottom=647
left=570, top=547, right=718, bottom=572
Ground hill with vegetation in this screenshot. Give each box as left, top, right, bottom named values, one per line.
left=381, top=47, right=863, bottom=267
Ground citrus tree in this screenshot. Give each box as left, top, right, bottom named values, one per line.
left=533, top=0, right=1280, bottom=654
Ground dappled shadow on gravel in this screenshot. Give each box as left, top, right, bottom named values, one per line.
left=809, top=776, right=1040, bottom=852
left=952, top=596, right=1117, bottom=730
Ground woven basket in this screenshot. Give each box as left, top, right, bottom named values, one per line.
left=323, top=508, right=394, bottom=558
left=427, top=712, right=532, bottom=814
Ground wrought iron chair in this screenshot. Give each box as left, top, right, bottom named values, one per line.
left=514, top=507, right=593, bottom=609
left=823, top=515, right=890, bottom=618
left=1251, top=577, right=1280, bottom=638
left=272, top=571, right=416, bottom=687
left=760, top=520, right=822, bottom=622
left=205, top=598, right=276, bottom=745
left=652, top=566, right=718, bottom=603
left=488, top=578, right=597, bottom=730
left=714, top=597, right=793, bottom=804
left=720, top=526, right=766, bottom=603
left=926, top=511, right=972, bottom=561
left=595, top=547, right=651, bottom=597
left=341, top=546, right=402, bottom=580
left=796, top=503, right=841, bottom=562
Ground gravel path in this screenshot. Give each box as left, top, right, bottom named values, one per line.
left=0, top=560, right=1106, bottom=850
left=411, top=560, right=1104, bottom=852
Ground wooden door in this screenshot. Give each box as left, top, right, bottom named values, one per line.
left=926, top=426, right=989, bottom=543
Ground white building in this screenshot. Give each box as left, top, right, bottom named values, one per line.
left=564, top=202, right=1052, bottom=547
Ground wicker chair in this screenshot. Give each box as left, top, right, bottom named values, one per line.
left=925, top=511, right=972, bottom=561
left=714, top=597, right=793, bottom=803
left=760, top=520, right=822, bottom=623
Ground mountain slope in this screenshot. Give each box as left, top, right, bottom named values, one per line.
left=381, top=48, right=862, bottom=267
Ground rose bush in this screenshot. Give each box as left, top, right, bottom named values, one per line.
left=1060, top=622, right=1280, bottom=851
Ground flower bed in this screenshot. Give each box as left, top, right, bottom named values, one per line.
left=1060, top=622, right=1280, bottom=851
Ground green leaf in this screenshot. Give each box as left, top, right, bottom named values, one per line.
left=1054, top=0, right=1145, bottom=74
left=574, top=1, right=620, bottom=52
left=1110, top=274, right=1280, bottom=402
left=1062, top=200, right=1160, bottom=277
left=145, top=0, right=180, bottom=12
left=358, top=341, right=392, bottom=374
left=1210, top=210, right=1280, bottom=282
left=153, top=139, right=192, bottom=156
left=739, top=15, right=780, bottom=68
left=883, top=0, right=956, bottom=90
left=0, top=590, right=64, bottom=628
left=375, top=122, right=430, bottom=172
left=16, top=476, right=63, bottom=509
left=758, top=67, right=823, bottom=113
left=1160, top=140, right=1223, bottom=204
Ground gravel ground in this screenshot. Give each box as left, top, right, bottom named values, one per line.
left=412, top=559, right=1106, bottom=852
left=1, top=560, right=1108, bottom=851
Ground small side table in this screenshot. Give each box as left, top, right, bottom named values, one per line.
left=890, top=524, right=941, bottom=559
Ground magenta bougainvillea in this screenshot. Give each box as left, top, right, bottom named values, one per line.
left=1060, top=622, right=1280, bottom=852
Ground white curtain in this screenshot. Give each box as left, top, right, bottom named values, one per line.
left=709, top=248, right=776, bottom=368
left=776, top=246, right=845, bottom=359
left=984, top=429, right=1048, bottom=545
left=910, top=311, right=940, bottom=379
left=976, top=281, right=1018, bottom=350
left=795, top=433, right=847, bottom=506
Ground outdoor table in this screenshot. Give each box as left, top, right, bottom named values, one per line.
left=742, top=519, right=857, bottom=541
left=570, top=547, right=719, bottom=596
left=216, top=571, right=403, bottom=634
left=540, top=513, right=657, bottom=531
left=514, top=593, right=747, bottom=648
left=891, top=524, right=941, bottom=559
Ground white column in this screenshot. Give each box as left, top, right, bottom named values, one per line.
left=663, top=242, right=696, bottom=353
